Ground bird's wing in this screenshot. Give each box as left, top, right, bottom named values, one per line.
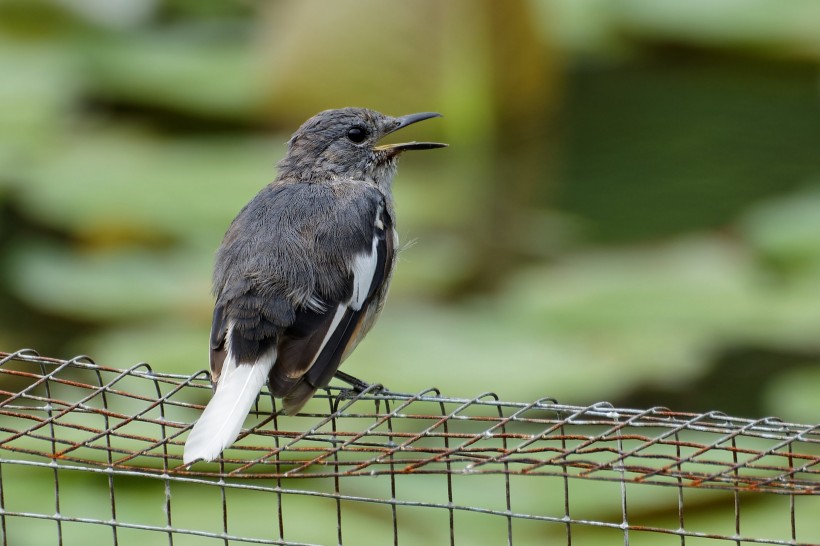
left=207, top=182, right=394, bottom=414
left=269, top=196, right=395, bottom=413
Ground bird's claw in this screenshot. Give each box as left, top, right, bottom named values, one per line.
left=331, top=371, right=387, bottom=412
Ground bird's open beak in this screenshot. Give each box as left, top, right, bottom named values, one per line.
left=374, top=112, right=447, bottom=153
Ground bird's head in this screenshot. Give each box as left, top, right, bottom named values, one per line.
left=278, top=107, right=446, bottom=185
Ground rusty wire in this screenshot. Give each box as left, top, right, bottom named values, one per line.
left=0, top=349, right=818, bottom=545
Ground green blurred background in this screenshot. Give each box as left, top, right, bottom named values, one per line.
left=2, top=0, right=820, bottom=544
left=3, top=0, right=820, bottom=422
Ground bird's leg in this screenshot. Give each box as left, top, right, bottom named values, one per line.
left=333, top=370, right=382, bottom=393
left=330, top=371, right=387, bottom=413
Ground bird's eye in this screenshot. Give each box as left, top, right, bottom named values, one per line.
left=347, top=126, right=368, bottom=143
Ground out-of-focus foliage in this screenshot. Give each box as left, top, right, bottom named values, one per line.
left=1, top=0, right=819, bottom=542
left=1, top=0, right=819, bottom=418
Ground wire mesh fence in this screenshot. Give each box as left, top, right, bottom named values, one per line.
left=0, top=349, right=818, bottom=545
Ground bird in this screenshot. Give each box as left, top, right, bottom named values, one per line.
left=183, top=107, right=446, bottom=464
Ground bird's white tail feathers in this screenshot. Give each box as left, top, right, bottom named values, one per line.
left=184, top=353, right=274, bottom=464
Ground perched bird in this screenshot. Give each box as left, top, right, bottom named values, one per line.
left=184, top=108, right=446, bottom=464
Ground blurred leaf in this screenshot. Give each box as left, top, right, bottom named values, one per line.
left=504, top=237, right=757, bottom=335
left=740, top=184, right=820, bottom=277
left=82, top=24, right=264, bottom=121
left=764, top=365, right=820, bottom=422
left=71, top=319, right=207, bottom=375
left=50, top=0, right=159, bottom=30
left=0, top=39, right=77, bottom=183
left=547, top=0, right=820, bottom=54
left=6, top=242, right=211, bottom=321
left=351, top=301, right=586, bottom=401
left=615, top=0, right=820, bottom=52
left=360, top=236, right=820, bottom=405
left=17, top=128, right=279, bottom=243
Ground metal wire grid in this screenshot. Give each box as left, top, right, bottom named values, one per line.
left=0, top=349, right=818, bottom=545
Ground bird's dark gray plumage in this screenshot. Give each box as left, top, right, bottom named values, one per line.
left=184, top=107, right=445, bottom=463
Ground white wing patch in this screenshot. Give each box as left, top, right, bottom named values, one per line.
left=300, top=208, right=383, bottom=374
left=349, top=235, right=380, bottom=311
left=300, top=230, right=380, bottom=373
left=297, top=302, right=348, bottom=377
left=304, top=204, right=384, bottom=314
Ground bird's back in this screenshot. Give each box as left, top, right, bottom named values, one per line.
left=210, top=179, right=397, bottom=410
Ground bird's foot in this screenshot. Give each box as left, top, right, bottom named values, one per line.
left=331, top=371, right=386, bottom=412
